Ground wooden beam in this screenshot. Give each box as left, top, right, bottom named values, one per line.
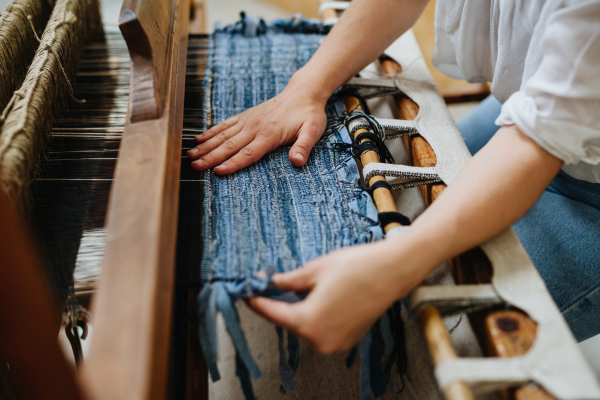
left=83, top=0, right=191, bottom=399
left=0, top=190, right=85, bottom=400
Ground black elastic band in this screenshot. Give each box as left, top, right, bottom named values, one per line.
left=359, top=180, right=392, bottom=195
left=354, top=131, right=380, bottom=143
left=351, top=130, right=395, bottom=164
left=378, top=212, right=411, bottom=228
left=352, top=140, right=378, bottom=158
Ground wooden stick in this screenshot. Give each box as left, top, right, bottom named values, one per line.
left=419, top=307, right=475, bottom=400
left=343, top=96, right=402, bottom=233
left=380, top=57, right=554, bottom=400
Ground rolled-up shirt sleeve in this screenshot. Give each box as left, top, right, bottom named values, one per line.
left=496, top=1, right=600, bottom=166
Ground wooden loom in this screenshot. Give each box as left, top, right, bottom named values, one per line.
left=0, top=0, right=596, bottom=399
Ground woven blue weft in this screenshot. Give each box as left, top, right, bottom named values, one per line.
left=195, top=14, right=399, bottom=400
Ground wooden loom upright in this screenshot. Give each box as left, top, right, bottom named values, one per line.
left=1, top=1, right=599, bottom=400
left=1, top=0, right=193, bottom=399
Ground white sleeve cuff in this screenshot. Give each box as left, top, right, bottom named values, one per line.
left=496, top=92, right=600, bottom=166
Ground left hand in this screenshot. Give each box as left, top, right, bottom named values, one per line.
left=247, top=240, right=422, bottom=354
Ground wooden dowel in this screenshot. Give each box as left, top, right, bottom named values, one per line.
left=420, top=307, right=475, bottom=400
left=322, top=8, right=337, bottom=21
left=343, top=96, right=402, bottom=233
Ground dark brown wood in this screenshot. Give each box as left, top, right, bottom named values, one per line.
left=0, top=190, right=85, bottom=400
left=119, top=0, right=174, bottom=122
left=83, top=0, right=192, bottom=399
left=380, top=57, right=554, bottom=400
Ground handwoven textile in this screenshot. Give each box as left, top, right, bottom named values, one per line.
left=195, top=15, right=392, bottom=400
left=199, top=22, right=381, bottom=289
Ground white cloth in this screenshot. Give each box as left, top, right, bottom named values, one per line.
left=432, top=0, right=600, bottom=183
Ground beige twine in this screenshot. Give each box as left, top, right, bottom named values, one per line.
left=0, top=0, right=102, bottom=212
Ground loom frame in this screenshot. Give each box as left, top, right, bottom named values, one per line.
left=82, top=0, right=192, bottom=399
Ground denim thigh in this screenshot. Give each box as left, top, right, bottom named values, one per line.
left=457, top=99, right=600, bottom=342
left=456, top=95, right=503, bottom=155
left=513, top=171, right=600, bottom=342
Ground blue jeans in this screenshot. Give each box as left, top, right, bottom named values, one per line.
left=458, top=95, right=600, bottom=342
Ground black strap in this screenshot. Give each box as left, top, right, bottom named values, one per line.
left=359, top=180, right=392, bottom=195
left=351, top=130, right=395, bottom=164
left=378, top=212, right=411, bottom=228
left=352, top=140, right=378, bottom=158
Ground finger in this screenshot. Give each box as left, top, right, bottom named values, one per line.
left=213, top=136, right=274, bottom=175
left=194, top=116, right=239, bottom=143
left=269, top=263, right=319, bottom=292
left=191, top=129, right=254, bottom=171
left=188, top=123, right=244, bottom=160
left=246, top=297, right=304, bottom=333
left=289, top=121, right=324, bottom=167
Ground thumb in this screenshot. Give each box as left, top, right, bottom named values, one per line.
left=289, top=121, right=323, bottom=167
left=271, top=263, right=318, bottom=292
left=246, top=297, right=304, bottom=333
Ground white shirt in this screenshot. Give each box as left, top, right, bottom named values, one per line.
left=432, top=0, right=600, bottom=183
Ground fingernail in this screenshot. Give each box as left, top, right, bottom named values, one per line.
left=188, top=148, right=199, bottom=156
left=193, top=158, right=204, bottom=165
left=195, top=134, right=203, bottom=141
left=256, top=271, right=267, bottom=279
left=214, top=163, right=226, bottom=171
left=295, top=153, right=305, bottom=163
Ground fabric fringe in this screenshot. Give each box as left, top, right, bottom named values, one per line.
left=216, top=11, right=331, bottom=37
left=198, top=277, right=409, bottom=400
left=0, top=0, right=102, bottom=213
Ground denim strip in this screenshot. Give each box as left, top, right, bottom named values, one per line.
left=276, top=326, right=297, bottom=394
left=359, top=331, right=374, bottom=400
left=235, top=350, right=257, bottom=400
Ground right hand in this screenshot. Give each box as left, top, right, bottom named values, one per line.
left=186, top=76, right=329, bottom=175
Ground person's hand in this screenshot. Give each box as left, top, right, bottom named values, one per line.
left=246, top=240, right=424, bottom=354
left=187, top=75, right=329, bottom=175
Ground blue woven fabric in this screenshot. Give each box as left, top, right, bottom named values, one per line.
left=195, top=15, right=399, bottom=400
left=200, top=23, right=381, bottom=281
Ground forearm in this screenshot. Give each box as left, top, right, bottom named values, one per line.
left=386, top=125, right=563, bottom=290
left=290, top=0, right=429, bottom=102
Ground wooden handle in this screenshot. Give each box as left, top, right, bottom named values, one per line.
left=119, top=0, right=173, bottom=122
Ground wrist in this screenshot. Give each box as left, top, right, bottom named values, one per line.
left=288, top=68, right=336, bottom=105
left=378, top=228, right=448, bottom=298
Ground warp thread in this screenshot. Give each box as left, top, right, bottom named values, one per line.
left=0, top=0, right=53, bottom=111
left=0, top=0, right=102, bottom=213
